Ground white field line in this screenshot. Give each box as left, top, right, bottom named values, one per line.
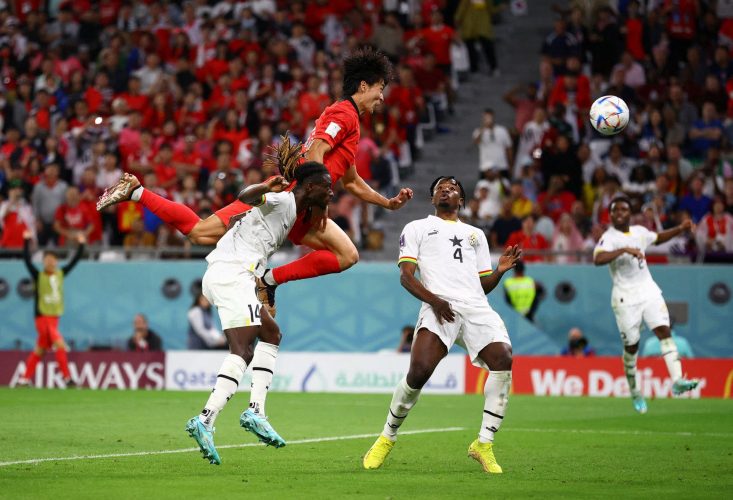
left=0, top=427, right=467, bottom=468
left=505, top=427, right=733, bottom=438
left=5, top=425, right=730, bottom=468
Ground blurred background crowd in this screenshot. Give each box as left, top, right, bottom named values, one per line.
left=462, top=0, right=733, bottom=263
left=0, top=0, right=732, bottom=263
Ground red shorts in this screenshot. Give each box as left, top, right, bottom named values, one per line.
left=214, top=200, right=314, bottom=245
left=35, top=316, right=63, bottom=350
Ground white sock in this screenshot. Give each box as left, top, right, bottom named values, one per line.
left=199, top=354, right=246, bottom=429
left=623, top=350, right=640, bottom=397
left=479, top=371, right=511, bottom=443
left=249, top=342, right=278, bottom=416
left=660, top=337, right=682, bottom=383
left=130, top=185, right=144, bottom=202
left=382, top=377, right=421, bottom=441
left=262, top=269, right=278, bottom=286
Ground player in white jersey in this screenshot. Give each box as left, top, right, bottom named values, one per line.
left=186, top=161, right=333, bottom=465
left=363, top=176, right=521, bottom=474
left=594, top=196, right=698, bottom=414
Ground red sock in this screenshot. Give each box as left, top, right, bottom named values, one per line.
left=24, top=352, right=41, bottom=379
left=54, top=348, right=71, bottom=379
left=139, top=189, right=200, bottom=235
left=272, top=250, right=342, bottom=285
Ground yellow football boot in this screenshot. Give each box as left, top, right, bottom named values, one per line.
left=362, top=435, right=395, bottom=469
left=468, top=439, right=503, bottom=474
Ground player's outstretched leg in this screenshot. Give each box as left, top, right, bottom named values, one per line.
left=97, top=173, right=206, bottom=239
left=259, top=221, right=354, bottom=314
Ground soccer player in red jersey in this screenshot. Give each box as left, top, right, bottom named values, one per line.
left=97, top=48, right=413, bottom=312
left=17, top=231, right=86, bottom=388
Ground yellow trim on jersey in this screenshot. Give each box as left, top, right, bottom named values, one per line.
left=398, top=257, right=417, bottom=265
left=478, top=270, right=493, bottom=277
left=252, top=194, right=266, bottom=207
left=593, top=247, right=604, bottom=256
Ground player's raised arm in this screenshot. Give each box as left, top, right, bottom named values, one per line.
left=341, top=164, right=413, bottom=210
left=480, top=245, right=522, bottom=295
left=22, top=230, right=38, bottom=279
left=237, top=176, right=290, bottom=206
left=399, top=261, right=454, bottom=324
left=304, top=138, right=332, bottom=163
left=653, top=219, right=694, bottom=245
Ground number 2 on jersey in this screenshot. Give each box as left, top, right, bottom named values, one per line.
left=453, top=248, right=463, bottom=263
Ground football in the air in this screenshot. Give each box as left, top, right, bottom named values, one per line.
left=589, top=95, right=629, bottom=135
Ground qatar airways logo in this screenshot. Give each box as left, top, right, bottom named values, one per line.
left=530, top=368, right=707, bottom=399
left=9, top=361, right=165, bottom=389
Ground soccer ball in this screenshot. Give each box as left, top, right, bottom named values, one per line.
left=589, top=95, right=629, bottom=135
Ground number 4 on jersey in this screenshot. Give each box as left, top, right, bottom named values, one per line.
left=453, top=248, right=463, bottom=263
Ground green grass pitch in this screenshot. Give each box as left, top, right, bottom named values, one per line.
left=1, top=389, right=731, bottom=499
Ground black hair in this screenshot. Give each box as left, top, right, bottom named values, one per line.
left=609, top=195, right=631, bottom=212
left=295, top=161, right=330, bottom=185
left=342, top=47, right=393, bottom=96
left=514, top=260, right=525, bottom=274
left=429, top=176, right=466, bottom=204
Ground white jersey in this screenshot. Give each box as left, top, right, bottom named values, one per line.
left=594, top=225, right=662, bottom=306
left=399, top=215, right=493, bottom=308
left=205, top=191, right=295, bottom=276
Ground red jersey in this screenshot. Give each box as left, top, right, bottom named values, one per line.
left=0, top=209, right=29, bottom=248
left=304, top=98, right=360, bottom=185
left=506, top=230, right=549, bottom=263
left=420, top=26, right=455, bottom=66
left=215, top=98, right=360, bottom=244
left=54, top=204, right=92, bottom=246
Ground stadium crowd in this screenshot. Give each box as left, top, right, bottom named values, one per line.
left=2, top=0, right=733, bottom=264
left=0, top=0, right=478, bottom=254
left=461, top=0, right=733, bottom=263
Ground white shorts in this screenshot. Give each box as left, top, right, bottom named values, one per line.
left=414, top=302, right=511, bottom=370
left=612, top=294, right=669, bottom=346
left=202, top=262, right=262, bottom=330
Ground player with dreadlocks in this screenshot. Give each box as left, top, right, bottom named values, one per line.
left=186, top=154, right=334, bottom=465
left=363, top=176, right=521, bottom=474
left=97, top=47, right=413, bottom=315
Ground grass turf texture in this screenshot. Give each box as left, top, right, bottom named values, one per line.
left=1, top=389, right=731, bottom=499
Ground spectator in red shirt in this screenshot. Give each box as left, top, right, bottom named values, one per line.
left=299, top=75, right=331, bottom=124
left=414, top=52, right=451, bottom=120
left=53, top=186, right=94, bottom=246
left=538, top=175, right=577, bottom=223
left=143, top=92, right=174, bottom=135
left=419, top=11, right=459, bottom=74
left=506, top=215, right=550, bottom=263
left=0, top=179, right=35, bottom=250
left=118, top=76, right=149, bottom=113
left=153, top=143, right=179, bottom=193
left=78, top=167, right=103, bottom=245
left=623, top=0, right=645, bottom=61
